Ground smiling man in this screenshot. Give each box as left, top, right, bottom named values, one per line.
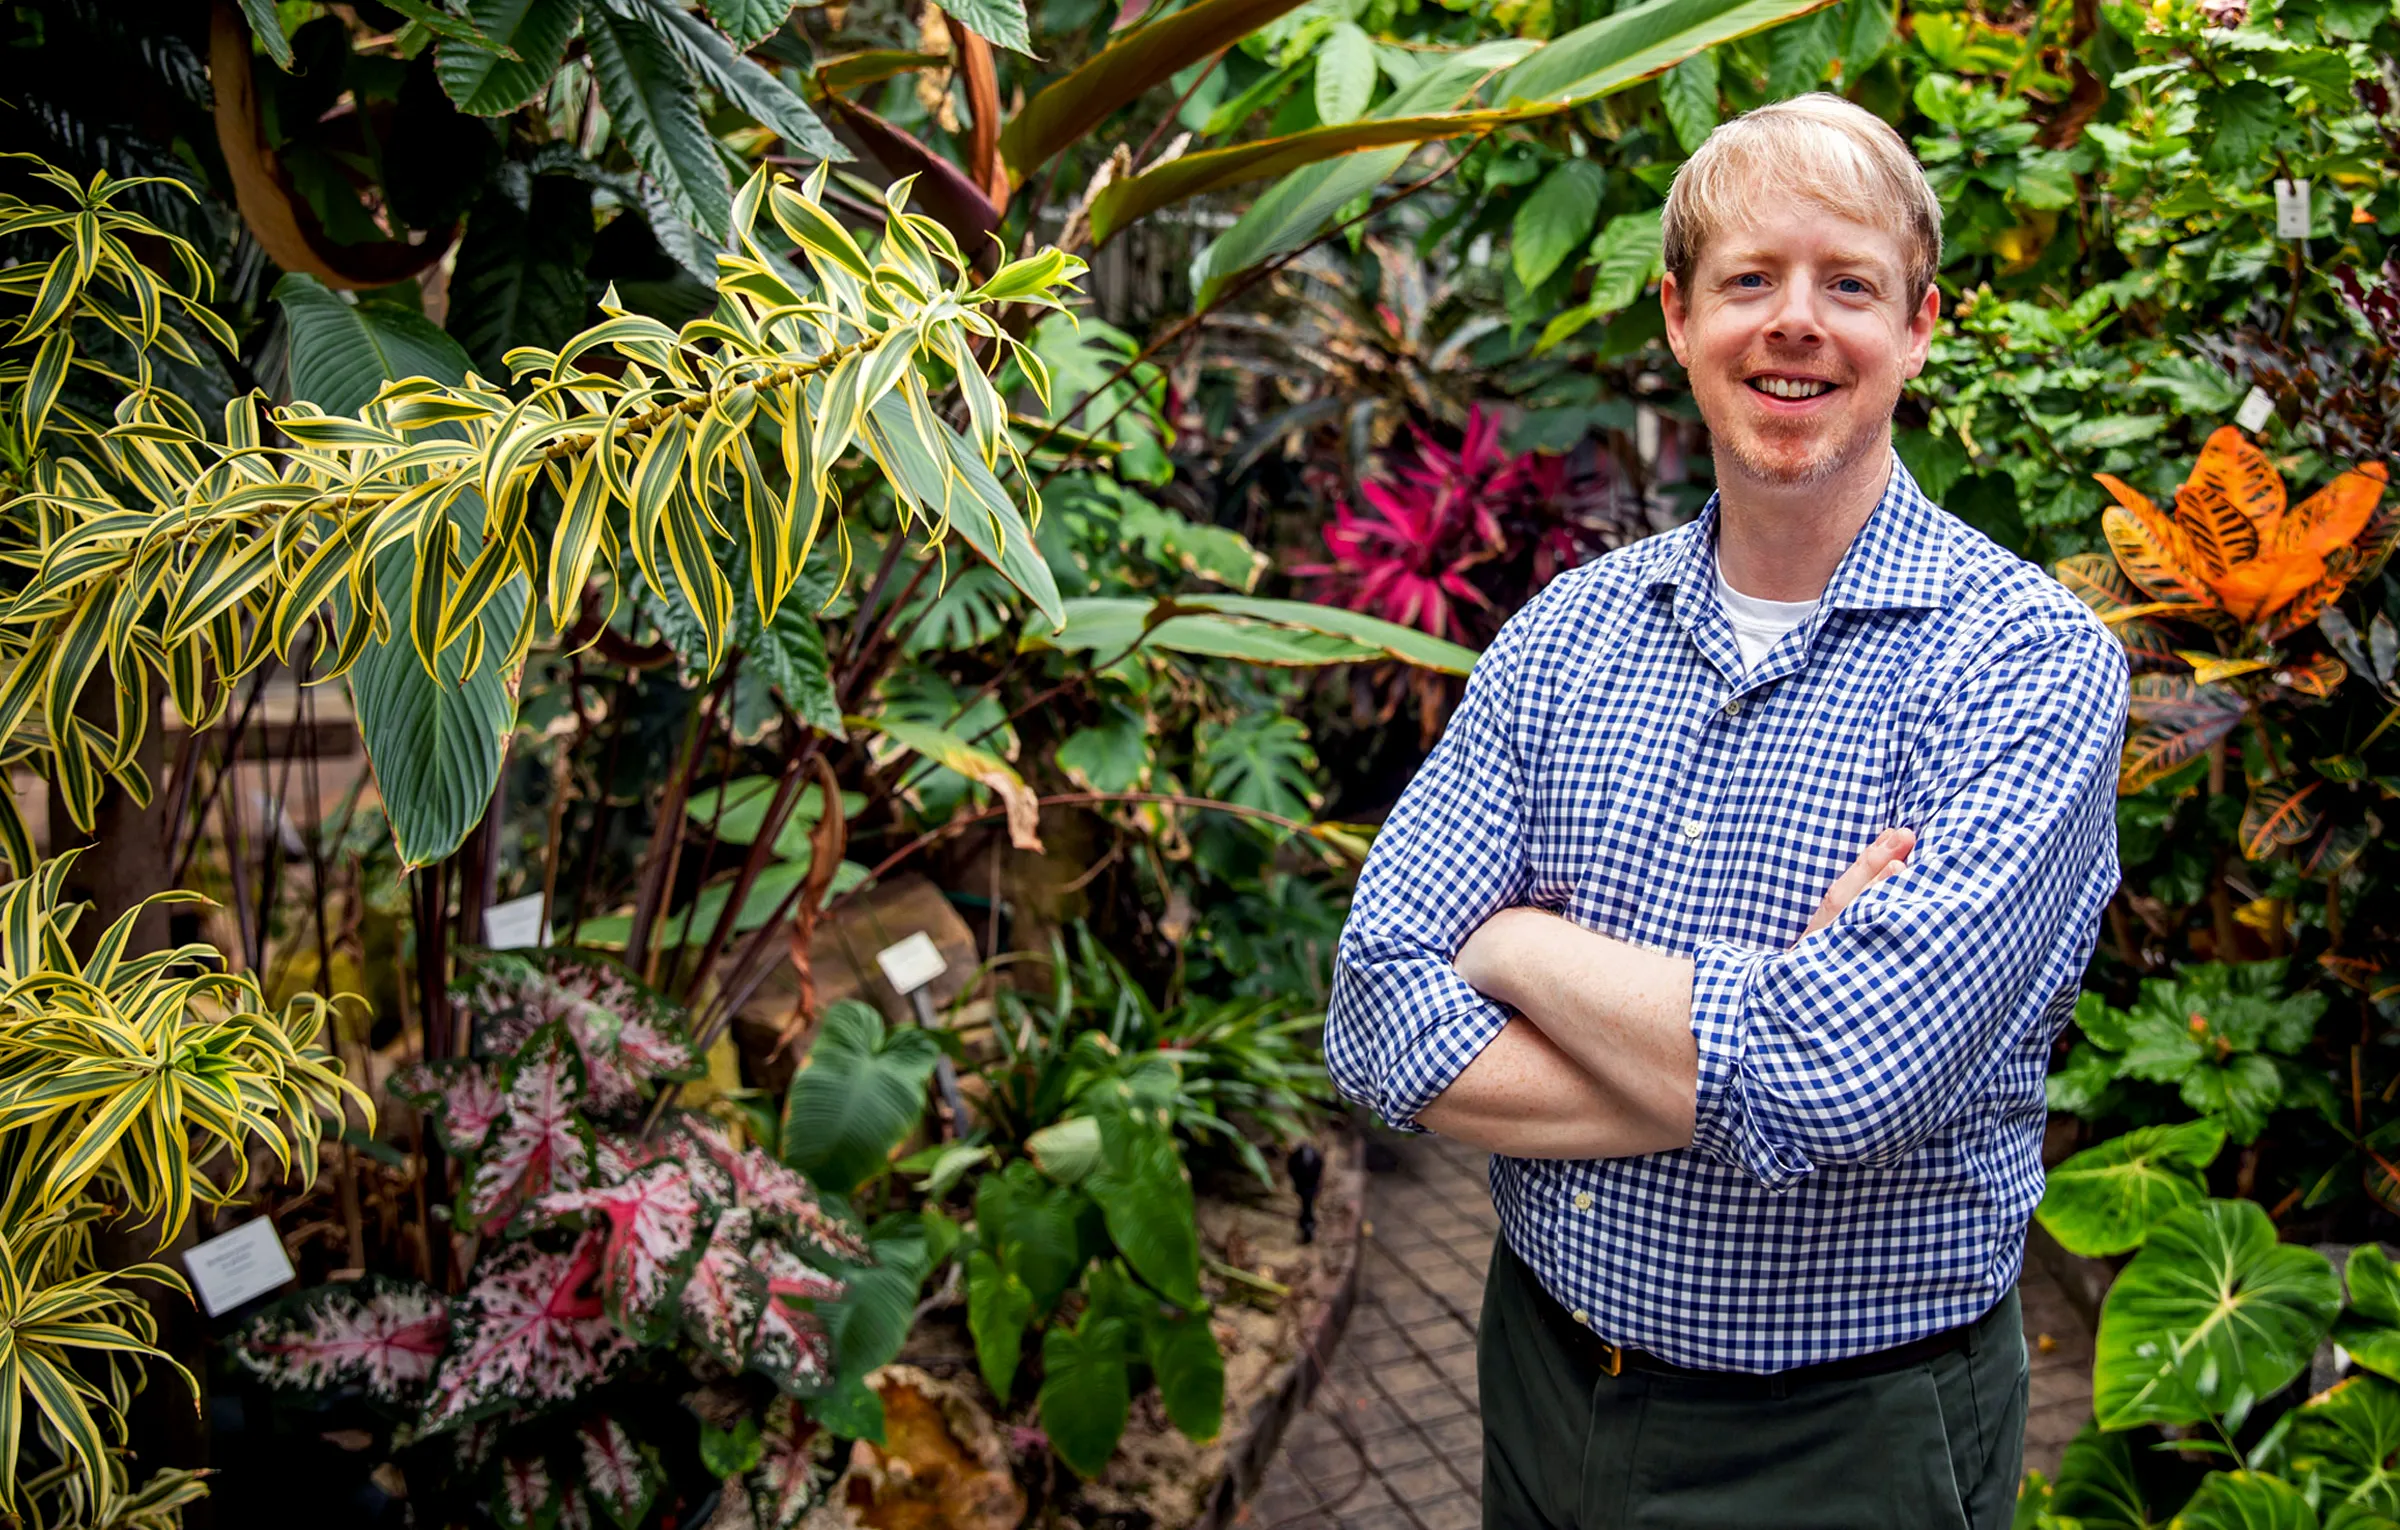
left=1325, top=96, right=2127, bottom=1528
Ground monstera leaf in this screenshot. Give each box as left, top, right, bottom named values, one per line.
left=2093, top=1199, right=2341, bottom=1432
left=2037, top=1117, right=2227, bottom=1256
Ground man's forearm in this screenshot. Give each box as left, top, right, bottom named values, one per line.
left=1416, top=1018, right=1677, bottom=1158
left=1454, top=909, right=1701, bottom=1152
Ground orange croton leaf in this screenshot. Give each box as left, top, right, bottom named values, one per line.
left=2091, top=428, right=2390, bottom=635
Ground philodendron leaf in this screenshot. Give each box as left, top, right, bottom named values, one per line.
left=1141, top=1302, right=1225, bottom=1442
left=2036, top=1117, right=2227, bottom=1257
left=1084, top=1108, right=1201, bottom=1309
left=2045, top=1423, right=2159, bottom=1530
left=2171, top=1472, right=2319, bottom=1530
left=975, top=1160, right=1092, bottom=1313
left=2282, top=1374, right=2400, bottom=1525
left=1037, top=1309, right=1132, bottom=1477
left=2092, top=1199, right=2341, bottom=1432
left=966, top=1248, right=1035, bottom=1402
left=2333, top=1246, right=2400, bottom=1386
left=778, top=1001, right=941, bottom=1195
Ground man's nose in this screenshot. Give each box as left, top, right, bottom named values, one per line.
left=1763, top=284, right=1825, bottom=345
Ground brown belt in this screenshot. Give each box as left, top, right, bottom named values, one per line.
left=1535, top=1278, right=1990, bottom=1390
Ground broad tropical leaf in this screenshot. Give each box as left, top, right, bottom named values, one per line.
left=586, top=6, right=735, bottom=242
left=420, top=1233, right=634, bottom=1431
left=2092, top=1198, right=2340, bottom=1431
left=1038, top=1309, right=1131, bottom=1477
left=464, top=1029, right=595, bottom=1231
left=966, top=1248, right=1035, bottom=1401
left=231, top=1278, right=451, bottom=1402
left=1083, top=1108, right=1201, bottom=1308
left=2172, top=1472, right=2319, bottom=1530
left=537, top=1161, right=711, bottom=1338
left=2334, top=1245, right=2400, bottom=1386
left=2284, top=1375, right=2400, bottom=1525
left=436, top=0, right=583, bottom=115
left=2036, top=1117, right=2226, bottom=1257
left=778, top=1001, right=943, bottom=1195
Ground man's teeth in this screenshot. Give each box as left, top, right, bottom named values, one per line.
left=1752, top=377, right=1833, bottom=400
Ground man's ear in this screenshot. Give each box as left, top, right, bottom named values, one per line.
left=1661, top=271, right=1691, bottom=367
left=1900, top=281, right=1940, bottom=381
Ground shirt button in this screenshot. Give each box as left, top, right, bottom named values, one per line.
left=1573, top=1309, right=1590, bottom=1326
left=1682, top=818, right=1705, bottom=841
left=1724, top=698, right=1743, bottom=717
left=1573, top=1191, right=1594, bottom=1211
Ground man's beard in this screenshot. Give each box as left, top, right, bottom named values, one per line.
left=1710, top=372, right=1891, bottom=490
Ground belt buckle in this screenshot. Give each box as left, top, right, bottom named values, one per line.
left=1598, top=1339, right=1624, bottom=1378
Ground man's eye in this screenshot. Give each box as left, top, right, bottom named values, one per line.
left=1836, top=278, right=1869, bottom=294
left=1735, top=274, right=1767, bottom=288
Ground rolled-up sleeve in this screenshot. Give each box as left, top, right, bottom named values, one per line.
left=1686, top=615, right=2128, bottom=1190
left=1325, top=613, right=1536, bottom=1129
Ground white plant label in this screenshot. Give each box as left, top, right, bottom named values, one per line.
left=2236, top=386, right=2276, bottom=435
left=185, top=1218, right=296, bottom=1316
left=483, top=892, right=549, bottom=950
left=875, top=931, right=948, bottom=997
left=2274, top=178, right=2311, bottom=239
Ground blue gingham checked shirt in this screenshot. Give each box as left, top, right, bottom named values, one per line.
left=1326, top=455, right=2128, bottom=1372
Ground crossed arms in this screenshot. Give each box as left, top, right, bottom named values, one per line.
left=1321, top=608, right=2127, bottom=1188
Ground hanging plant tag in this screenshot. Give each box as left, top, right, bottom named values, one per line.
left=482, top=892, right=550, bottom=950
left=2236, top=387, right=2275, bottom=434
left=2274, top=179, right=2311, bottom=238
left=875, top=931, right=948, bottom=997
left=185, top=1218, right=298, bottom=1316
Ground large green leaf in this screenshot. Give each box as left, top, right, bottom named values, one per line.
left=2093, top=1199, right=2341, bottom=1432
left=1056, top=704, right=1150, bottom=793
left=352, top=524, right=527, bottom=869
left=626, top=0, right=843, bottom=161
left=1198, top=714, right=1319, bottom=821
left=935, top=0, right=1030, bottom=54
left=236, top=0, right=295, bottom=68
left=586, top=7, right=734, bottom=242
left=733, top=569, right=843, bottom=736
left=2334, top=1246, right=2400, bottom=1386
left=966, top=1248, right=1036, bottom=1401
left=998, top=0, right=1319, bottom=181
left=975, top=1160, right=1093, bottom=1313
left=448, top=174, right=594, bottom=375
left=1029, top=594, right=1478, bottom=672
left=809, top=1213, right=940, bottom=1442
left=2036, top=1117, right=2227, bottom=1257
left=1084, top=1108, right=1200, bottom=1309
left=1658, top=49, right=1720, bottom=153
left=1181, top=595, right=1481, bottom=672
left=1037, top=1310, right=1131, bottom=1478
left=1513, top=159, right=1605, bottom=290
left=1315, top=21, right=1377, bottom=123
left=2286, top=1376, right=2400, bottom=1526
left=703, top=0, right=791, bottom=48
left=1494, top=0, right=1841, bottom=107
left=275, top=274, right=473, bottom=414
left=2172, top=1472, right=2319, bottom=1530
left=862, top=393, right=1062, bottom=631
left=2047, top=1424, right=2162, bottom=1530
left=1141, top=1302, right=1224, bottom=1442
left=435, top=0, right=581, bottom=115
left=779, top=1001, right=942, bottom=1195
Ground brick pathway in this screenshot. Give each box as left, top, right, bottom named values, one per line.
left=1240, top=1133, right=2095, bottom=1529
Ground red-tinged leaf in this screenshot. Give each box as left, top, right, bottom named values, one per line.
left=580, top=1416, right=662, bottom=1529
left=748, top=1238, right=844, bottom=1396
left=391, top=1060, right=509, bottom=1154
left=750, top=1395, right=837, bottom=1530
left=2121, top=714, right=2243, bottom=794
left=2118, top=618, right=2181, bottom=675
left=2299, top=820, right=2371, bottom=879
left=558, top=1485, right=593, bottom=1530
left=460, top=949, right=701, bottom=1113
left=498, top=1456, right=555, bottom=1530
left=2270, top=461, right=2388, bottom=561
left=824, top=95, right=1001, bottom=254
left=2103, top=501, right=2213, bottom=608
left=2239, top=780, right=2324, bottom=860
left=2126, top=673, right=2250, bottom=726
left=2323, top=954, right=2386, bottom=992
left=232, top=1277, right=451, bottom=1402
left=680, top=1206, right=768, bottom=1367
left=469, top=1030, right=595, bottom=1231
left=676, top=1118, right=869, bottom=1262
left=537, top=1162, right=709, bottom=1338
left=2056, top=551, right=2149, bottom=618
left=2273, top=653, right=2348, bottom=697
left=420, top=1234, right=633, bottom=1433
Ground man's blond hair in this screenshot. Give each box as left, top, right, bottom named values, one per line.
left=1662, top=93, right=1943, bottom=305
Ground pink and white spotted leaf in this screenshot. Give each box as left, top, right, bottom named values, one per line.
left=419, top=1233, right=632, bottom=1433
left=748, top=1396, right=835, bottom=1530
left=231, top=1278, right=451, bottom=1403
left=390, top=1061, right=508, bottom=1155
left=467, top=1029, right=595, bottom=1232
left=675, top=1117, right=866, bottom=1262
left=536, top=1161, right=708, bottom=1338
left=746, top=1238, right=845, bottom=1396
left=579, top=1415, right=663, bottom=1529
left=495, top=1455, right=555, bottom=1530
left=679, top=1207, right=767, bottom=1369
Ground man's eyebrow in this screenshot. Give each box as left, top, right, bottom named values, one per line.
left=1716, top=246, right=1900, bottom=276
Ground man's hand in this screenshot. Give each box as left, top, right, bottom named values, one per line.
left=1802, top=827, right=1915, bottom=938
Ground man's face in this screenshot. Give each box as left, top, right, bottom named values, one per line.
left=1661, top=202, right=1939, bottom=492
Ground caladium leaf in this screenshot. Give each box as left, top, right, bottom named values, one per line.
left=390, top=1060, right=509, bottom=1154
left=420, top=1233, right=633, bottom=1433
left=750, top=1395, right=837, bottom=1530
left=681, top=1205, right=770, bottom=1368
left=674, top=1116, right=869, bottom=1262
left=537, top=1161, right=710, bottom=1339
left=233, top=1277, right=452, bottom=1403
left=748, top=1236, right=846, bottom=1396
left=580, top=1415, right=663, bottom=1529
left=461, top=949, right=702, bottom=1113
left=468, top=1027, right=596, bottom=1232
left=497, top=1455, right=556, bottom=1530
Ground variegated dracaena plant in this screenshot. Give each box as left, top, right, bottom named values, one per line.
left=0, top=159, right=1086, bottom=865
left=234, top=950, right=865, bottom=1527
left=0, top=854, right=369, bottom=1522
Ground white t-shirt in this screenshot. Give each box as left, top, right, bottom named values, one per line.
left=1714, top=560, right=1819, bottom=675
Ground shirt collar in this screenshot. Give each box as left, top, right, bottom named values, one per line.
left=1648, top=451, right=1950, bottom=614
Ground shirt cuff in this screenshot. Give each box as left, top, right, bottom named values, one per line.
left=1379, top=987, right=1515, bottom=1133
left=1687, top=939, right=1814, bottom=1192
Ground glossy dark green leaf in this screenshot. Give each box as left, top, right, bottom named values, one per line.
left=703, top=0, right=791, bottom=48
left=1141, top=1303, right=1225, bottom=1442
left=237, top=0, right=295, bottom=68
left=935, top=0, right=1031, bottom=55
left=628, top=0, right=842, bottom=161
left=779, top=1001, right=941, bottom=1195
left=966, top=1248, right=1036, bottom=1401
left=2172, top=1471, right=2319, bottom=1530
left=276, top=274, right=474, bottom=415
left=2046, top=1423, right=2162, bottom=1530
left=1659, top=49, right=1719, bottom=152
left=1084, top=1108, right=1200, bottom=1309
left=435, top=0, right=581, bottom=115
left=1513, top=159, right=1605, bottom=290
left=2037, top=1118, right=2227, bottom=1257
left=447, top=174, right=594, bottom=376
left=2334, top=1246, right=2400, bottom=1386
left=1038, top=1310, right=1131, bottom=1478
left=586, top=7, right=734, bottom=242
left=975, top=1160, right=1091, bottom=1313
left=2285, top=1376, right=2400, bottom=1525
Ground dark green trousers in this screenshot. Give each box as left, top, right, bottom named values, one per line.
left=1478, top=1237, right=2027, bottom=1530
